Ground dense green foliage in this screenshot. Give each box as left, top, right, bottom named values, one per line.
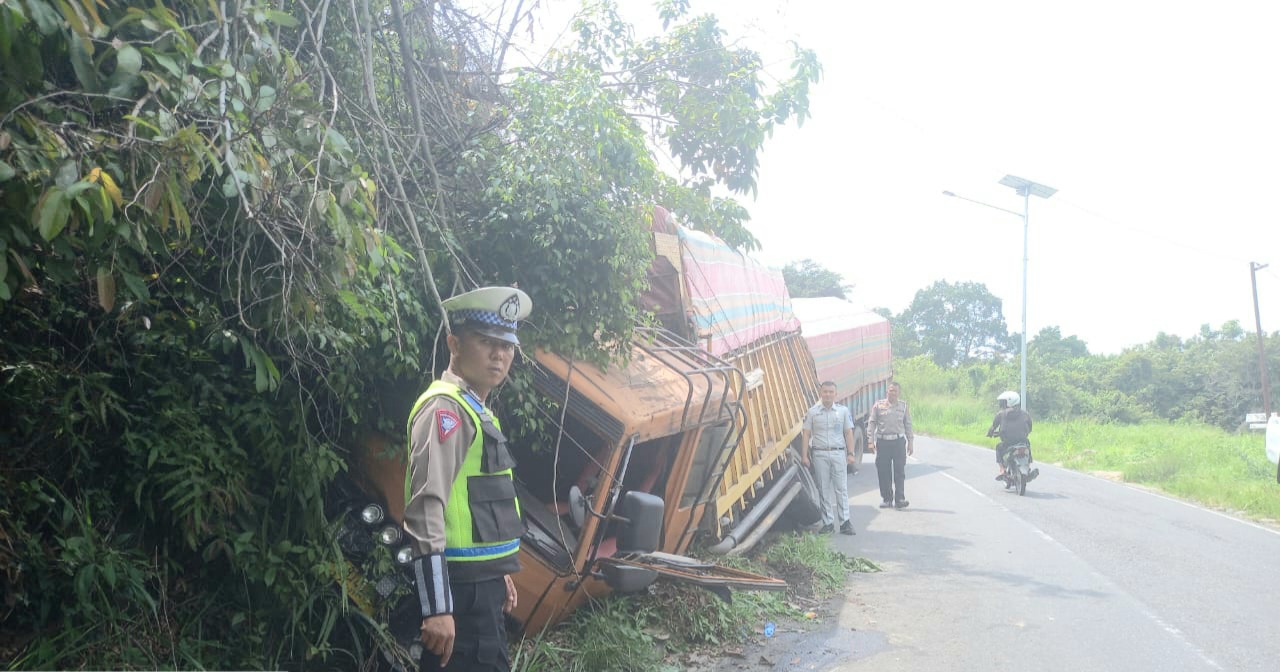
left=889, top=316, right=1278, bottom=430
left=0, top=0, right=819, bottom=667
left=783, top=258, right=849, bottom=300
left=894, top=359, right=1280, bottom=520
left=881, top=278, right=1277, bottom=429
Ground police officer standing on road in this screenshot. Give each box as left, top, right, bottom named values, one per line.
left=800, top=381, right=857, bottom=536
left=868, top=381, right=914, bottom=509
left=405, top=286, right=531, bottom=672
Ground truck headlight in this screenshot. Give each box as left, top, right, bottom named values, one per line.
left=360, top=504, right=384, bottom=525
left=378, top=526, right=401, bottom=545
left=375, top=575, right=398, bottom=598
left=395, top=546, right=413, bottom=565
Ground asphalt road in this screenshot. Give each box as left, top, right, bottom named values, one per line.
left=711, top=434, right=1280, bottom=672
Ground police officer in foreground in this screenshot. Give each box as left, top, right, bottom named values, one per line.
left=404, top=286, right=531, bottom=671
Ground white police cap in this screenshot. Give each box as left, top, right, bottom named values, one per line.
left=442, top=286, right=532, bottom=345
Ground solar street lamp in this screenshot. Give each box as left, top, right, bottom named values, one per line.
left=942, top=175, right=1057, bottom=414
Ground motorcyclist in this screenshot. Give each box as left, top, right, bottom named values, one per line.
left=986, top=391, right=1032, bottom=481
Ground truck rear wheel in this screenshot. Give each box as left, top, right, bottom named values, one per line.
left=782, top=449, right=822, bottom=526
left=847, top=425, right=866, bottom=474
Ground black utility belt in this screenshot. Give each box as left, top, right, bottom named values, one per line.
left=812, top=446, right=845, bottom=451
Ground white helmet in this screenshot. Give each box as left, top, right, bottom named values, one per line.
left=997, top=390, right=1021, bottom=408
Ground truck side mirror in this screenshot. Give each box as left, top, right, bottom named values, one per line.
left=615, top=491, right=663, bottom=554
left=601, top=563, right=659, bottom=593
left=568, top=485, right=588, bottom=529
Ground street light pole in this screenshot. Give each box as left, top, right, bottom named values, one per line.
left=1020, top=188, right=1030, bottom=417
left=998, top=176, right=1056, bottom=415
left=943, top=176, right=1056, bottom=415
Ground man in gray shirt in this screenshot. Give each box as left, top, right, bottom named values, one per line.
left=801, top=381, right=856, bottom=535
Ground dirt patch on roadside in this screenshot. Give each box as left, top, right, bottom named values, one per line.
left=769, top=560, right=816, bottom=603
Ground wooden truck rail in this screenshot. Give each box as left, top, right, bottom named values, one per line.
left=713, top=330, right=817, bottom=527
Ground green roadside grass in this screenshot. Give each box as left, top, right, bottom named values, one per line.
left=512, top=532, right=880, bottom=672
left=900, top=379, right=1280, bottom=521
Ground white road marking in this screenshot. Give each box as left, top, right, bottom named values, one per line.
left=937, top=469, right=1224, bottom=670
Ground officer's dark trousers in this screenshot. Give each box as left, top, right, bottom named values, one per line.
left=420, top=577, right=509, bottom=672
left=875, top=437, right=907, bottom=503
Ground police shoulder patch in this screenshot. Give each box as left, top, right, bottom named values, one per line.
left=436, top=408, right=461, bottom=441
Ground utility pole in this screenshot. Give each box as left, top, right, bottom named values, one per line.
left=1250, top=262, right=1271, bottom=419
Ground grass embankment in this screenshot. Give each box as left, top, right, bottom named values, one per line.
left=895, top=365, right=1280, bottom=520
left=512, top=532, right=880, bottom=672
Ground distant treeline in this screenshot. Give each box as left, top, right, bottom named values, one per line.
left=893, top=321, right=1278, bottom=430
left=877, top=281, right=1276, bottom=430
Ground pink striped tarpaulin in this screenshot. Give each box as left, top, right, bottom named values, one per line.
left=790, top=297, right=893, bottom=416
left=678, top=227, right=800, bottom=356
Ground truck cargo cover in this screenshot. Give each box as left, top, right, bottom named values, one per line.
left=791, top=297, right=892, bottom=402
left=678, top=227, right=800, bottom=356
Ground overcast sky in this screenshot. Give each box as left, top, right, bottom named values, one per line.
left=510, top=0, right=1280, bottom=354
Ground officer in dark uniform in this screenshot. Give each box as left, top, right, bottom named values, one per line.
left=404, top=286, right=532, bottom=671
left=867, top=381, right=914, bottom=509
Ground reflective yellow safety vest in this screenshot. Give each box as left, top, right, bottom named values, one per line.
left=406, top=380, right=522, bottom=571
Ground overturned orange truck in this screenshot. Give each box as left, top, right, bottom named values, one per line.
left=329, top=213, right=891, bottom=664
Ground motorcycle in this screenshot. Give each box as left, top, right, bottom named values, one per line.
left=998, top=440, right=1038, bottom=496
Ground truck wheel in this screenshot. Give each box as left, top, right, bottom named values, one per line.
left=848, top=426, right=866, bottom=473
left=782, top=449, right=822, bottom=526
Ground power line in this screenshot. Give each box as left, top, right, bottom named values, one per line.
left=1054, top=197, right=1256, bottom=266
